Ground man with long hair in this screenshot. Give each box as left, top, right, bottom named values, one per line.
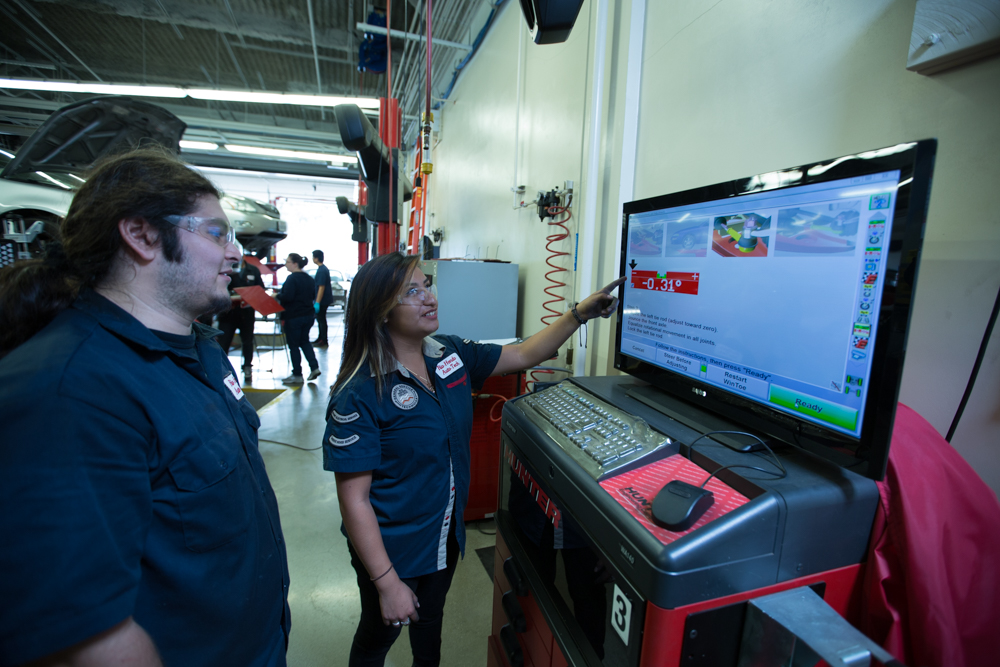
left=0, top=148, right=291, bottom=666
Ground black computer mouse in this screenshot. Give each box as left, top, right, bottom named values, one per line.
left=651, top=480, right=715, bottom=532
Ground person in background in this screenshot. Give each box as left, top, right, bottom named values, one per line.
left=312, top=249, right=333, bottom=347
left=324, top=251, right=625, bottom=667
left=218, top=252, right=264, bottom=381
left=276, top=252, right=320, bottom=385
left=0, top=148, right=291, bottom=667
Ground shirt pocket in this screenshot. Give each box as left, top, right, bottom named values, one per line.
left=239, top=398, right=261, bottom=431
left=168, top=432, right=251, bottom=552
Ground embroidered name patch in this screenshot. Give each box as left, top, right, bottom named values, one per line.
left=392, top=384, right=419, bottom=410
left=223, top=373, right=244, bottom=400
left=328, top=434, right=360, bottom=447
left=332, top=410, right=360, bottom=423
left=435, top=353, right=464, bottom=379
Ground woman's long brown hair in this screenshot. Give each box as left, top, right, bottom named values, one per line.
left=332, top=252, right=421, bottom=399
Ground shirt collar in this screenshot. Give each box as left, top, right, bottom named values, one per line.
left=371, top=336, right=446, bottom=377
left=74, top=288, right=220, bottom=353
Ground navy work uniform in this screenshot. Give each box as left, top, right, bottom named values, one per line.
left=0, top=289, right=291, bottom=667
left=323, top=334, right=502, bottom=578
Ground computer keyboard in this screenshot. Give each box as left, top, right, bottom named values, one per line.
left=515, top=381, right=674, bottom=480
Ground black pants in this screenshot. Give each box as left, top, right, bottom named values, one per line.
left=347, top=527, right=459, bottom=667
left=315, top=304, right=330, bottom=343
left=282, top=314, right=318, bottom=376
left=217, top=306, right=255, bottom=369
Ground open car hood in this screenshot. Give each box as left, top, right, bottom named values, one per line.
left=0, top=96, right=186, bottom=183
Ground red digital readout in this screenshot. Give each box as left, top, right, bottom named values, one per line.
left=630, top=270, right=700, bottom=295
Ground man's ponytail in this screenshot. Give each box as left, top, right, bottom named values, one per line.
left=0, top=247, right=80, bottom=356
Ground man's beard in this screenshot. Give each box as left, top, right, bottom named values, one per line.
left=158, top=251, right=235, bottom=321
left=200, top=292, right=234, bottom=317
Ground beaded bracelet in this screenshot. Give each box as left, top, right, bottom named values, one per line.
left=371, top=563, right=394, bottom=582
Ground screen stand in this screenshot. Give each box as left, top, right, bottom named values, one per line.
left=626, top=385, right=765, bottom=453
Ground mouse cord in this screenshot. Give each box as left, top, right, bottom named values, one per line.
left=686, top=430, right=787, bottom=489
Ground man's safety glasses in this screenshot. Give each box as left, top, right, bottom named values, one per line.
left=397, top=284, right=437, bottom=305
left=164, top=215, right=235, bottom=247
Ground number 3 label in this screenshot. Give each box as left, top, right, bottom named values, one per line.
left=611, top=584, right=632, bottom=646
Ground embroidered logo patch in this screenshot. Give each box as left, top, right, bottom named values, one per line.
left=328, top=434, right=360, bottom=447
left=391, top=384, right=419, bottom=410
left=223, top=373, right=244, bottom=400
left=332, top=410, right=360, bottom=423
left=435, top=353, right=464, bottom=379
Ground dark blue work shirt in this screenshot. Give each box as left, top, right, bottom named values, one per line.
left=323, top=335, right=502, bottom=578
left=314, top=263, right=333, bottom=307
left=0, top=290, right=290, bottom=667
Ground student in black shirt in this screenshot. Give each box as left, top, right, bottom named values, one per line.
left=218, top=255, right=263, bottom=379
left=276, top=253, right=320, bottom=384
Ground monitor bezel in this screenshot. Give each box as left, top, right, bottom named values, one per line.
left=614, top=140, right=937, bottom=480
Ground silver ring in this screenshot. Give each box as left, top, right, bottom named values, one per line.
left=392, top=621, right=400, bottom=626
left=401, top=620, right=410, bottom=626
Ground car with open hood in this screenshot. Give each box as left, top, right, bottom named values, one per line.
left=0, top=96, right=185, bottom=268
left=0, top=96, right=287, bottom=269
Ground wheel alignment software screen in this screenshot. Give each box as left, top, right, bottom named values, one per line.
left=620, top=170, right=901, bottom=438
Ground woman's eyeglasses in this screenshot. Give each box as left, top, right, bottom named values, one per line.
left=164, top=215, right=235, bottom=247
left=397, top=284, right=437, bottom=305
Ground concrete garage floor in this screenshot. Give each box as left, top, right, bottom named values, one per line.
left=228, top=311, right=497, bottom=667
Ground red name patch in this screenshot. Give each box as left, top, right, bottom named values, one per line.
left=436, top=353, right=464, bottom=378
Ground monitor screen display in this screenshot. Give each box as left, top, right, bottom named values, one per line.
left=615, top=141, right=937, bottom=480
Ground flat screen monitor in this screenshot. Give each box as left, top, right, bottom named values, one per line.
left=614, top=140, right=937, bottom=480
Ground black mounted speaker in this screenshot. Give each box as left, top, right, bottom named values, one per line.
left=519, top=0, right=585, bottom=45
left=334, top=104, right=412, bottom=224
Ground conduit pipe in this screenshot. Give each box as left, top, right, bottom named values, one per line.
left=511, top=19, right=524, bottom=208
left=613, top=0, right=647, bottom=278
left=575, top=0, right=610, bottom=377
left=306, top=0, right=322, bottom=95
left=357, top=23, right=473, bottom=52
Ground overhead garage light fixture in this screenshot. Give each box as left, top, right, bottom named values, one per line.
left=224, top=144, right=357, bottom=164
left=0, top=78, right=380, bottom=109
left=179, top=140, right=219, bottom=151
left=1, top=78, right=185, bottom=99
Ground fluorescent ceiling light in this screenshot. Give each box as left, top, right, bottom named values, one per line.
left=35, top=171, right=71, bottom=189
left=224, top=144, right=357, bottom=164
left=180, top=140, right=219, bottom=151
left=68, top=173, right=87, bottom=183
left=1, top=78, right=185, bottom=98
left=189, top=89, right=379, bottom=109
left=0, top=78, right=379, bottom=109
left=0, top=148, right=14, bottom=159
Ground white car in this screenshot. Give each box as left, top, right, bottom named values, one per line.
left=222, top=194, right=287, bottom=254
left=0, top=96, right=186, bottom=268
left=1, top=96, right=288, bottom=267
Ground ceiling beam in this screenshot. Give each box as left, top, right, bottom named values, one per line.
left=233, top=42, right=354, bottom=66
left=0, top=95, right=349, bottom=149
left=8, top=0, right=103, bottom=80
left=29, top=0, right=354, bottom=53
left=184, top=151, right=359, bottom=180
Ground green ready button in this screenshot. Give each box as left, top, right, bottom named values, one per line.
left=768, top=385, right=858, bottom=431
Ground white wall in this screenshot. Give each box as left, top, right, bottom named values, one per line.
left=424, top=0, right=1000, bottom=493
left=428, top=2, right=594, bottom=354
left=631, top=0, right=1000, bottom=493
